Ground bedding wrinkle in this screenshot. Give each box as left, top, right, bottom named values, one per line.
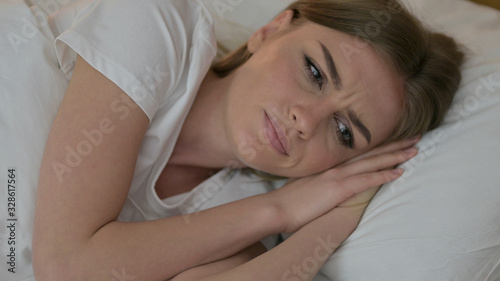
left=2, top=0, right=500, bottom=280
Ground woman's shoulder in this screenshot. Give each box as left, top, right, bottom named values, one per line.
left=49, top=0, right=213, bottom=38
left=51, top=0, right=216, bottom=121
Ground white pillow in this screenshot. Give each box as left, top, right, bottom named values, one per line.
left=1, top=1, right=498, bottom=280
left=0, top=2, right=69, bottom=280
left=203, top=0, right=296, bottom=60
left=326, top=0, right=500, bottom=279
left=204, top=0, right=500, bottom=280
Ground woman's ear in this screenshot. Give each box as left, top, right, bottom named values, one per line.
left=247, top=10, right=295, bottom=54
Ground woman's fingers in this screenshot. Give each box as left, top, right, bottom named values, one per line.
left=274, top=151, right=410, bottom=233
left=371, top=136, right=421, bottom=156
left=341, top=136, right=421, bottom=166
left=335, top=168, right=404, bottom=201
left=338, top=147, right=418, bottom=178
left=274, top=137, right=421, bottom=233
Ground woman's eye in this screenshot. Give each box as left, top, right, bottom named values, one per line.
left=335, top=119, right=354, bottom=148
left=304, top=55, right=324, bottom=90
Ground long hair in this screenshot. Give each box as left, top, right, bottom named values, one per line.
left=212, top=0, right=465, bottom=141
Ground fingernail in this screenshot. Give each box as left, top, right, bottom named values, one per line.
left=404, top=147, right=418, bottom=154
left=392, top=168, right=404, bottom=175
left=409, top=135, right=421, bottom=142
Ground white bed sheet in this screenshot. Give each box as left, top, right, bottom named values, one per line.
left=1, top=0, right=499, bottom=280
left=204, top=0, right=500, bottom=280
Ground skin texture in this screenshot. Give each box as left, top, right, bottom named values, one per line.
left=33, top=9, right=418, bottom=281
left=173, top=10, right=405, bottom=179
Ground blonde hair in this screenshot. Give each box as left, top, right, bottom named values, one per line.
left=212, top=0, right=465, bottom=141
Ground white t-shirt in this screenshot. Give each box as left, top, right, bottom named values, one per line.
left=0, top=1, right=276, bottom=280
left=53, top=0, right=278, bottom=231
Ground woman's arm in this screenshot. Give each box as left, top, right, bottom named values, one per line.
left=33, top=54, right=417, bottom=280
left=169, top=143, right=418, bottom=281
left=170, top=242, right=268, bottom=281
left=32, top=56, right=281, bottom=281
left=170, top=202, right=369, bottom=281
left=179, top=198, right=372, bottom=281
left=170, top=188, right=381, bottom=281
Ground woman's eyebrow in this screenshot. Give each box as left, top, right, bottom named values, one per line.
left=318, top=40, right=343, bottom=90
left=317, top=41, right=371, bottom=144
left=348, top=109, right=372, bottom=144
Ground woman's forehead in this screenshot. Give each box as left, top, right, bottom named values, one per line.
left=307, top=26, right=405, bottom=142
left=295, top=23, right=399, bottom=81
left=280, top=22, right=404, bottom=142
left=300, top=25, right=404, bottom=102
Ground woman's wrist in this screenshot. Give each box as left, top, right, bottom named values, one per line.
left=249, top=193, right=287, bottom=236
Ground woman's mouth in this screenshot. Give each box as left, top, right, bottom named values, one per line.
left=264, top=112, right=289, bottom=156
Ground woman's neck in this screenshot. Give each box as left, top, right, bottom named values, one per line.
left=168, top=69, right=245, bottom=170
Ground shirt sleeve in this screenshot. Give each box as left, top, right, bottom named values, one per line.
left=54, top=0, right=215, bottom=120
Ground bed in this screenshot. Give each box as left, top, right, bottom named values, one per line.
left=205, top=0, right=500, bottom=280
left=1, top=0, right=499, bottom=280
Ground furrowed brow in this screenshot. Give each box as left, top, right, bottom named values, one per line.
left=348, top=109, right=371, bottom=144
left=318, top=40, right=342, bottom=90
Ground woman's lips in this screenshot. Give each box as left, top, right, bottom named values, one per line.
left=265, top=112, right=289, bottom=156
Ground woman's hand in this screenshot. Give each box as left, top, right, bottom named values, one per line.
left=269, top=137, right=420, bottom=233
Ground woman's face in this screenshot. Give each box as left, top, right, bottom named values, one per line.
left=222, top=11, right=404, bottom=178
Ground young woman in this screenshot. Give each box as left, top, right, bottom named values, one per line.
left=31, top=0, right=464, bottom=280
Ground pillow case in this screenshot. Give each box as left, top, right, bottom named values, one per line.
left=203, top=0, right=500, bottom=280
left=325, top=1, right=500, bottom=280
left=0, top=1, right=69, bottom=280
left=1, top=1, right=498, bottom=280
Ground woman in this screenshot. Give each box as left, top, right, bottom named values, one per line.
left=31, top=0, right=464, bottom=280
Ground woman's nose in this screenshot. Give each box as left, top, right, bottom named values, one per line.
left=290, top=104, right=324, bottom=139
